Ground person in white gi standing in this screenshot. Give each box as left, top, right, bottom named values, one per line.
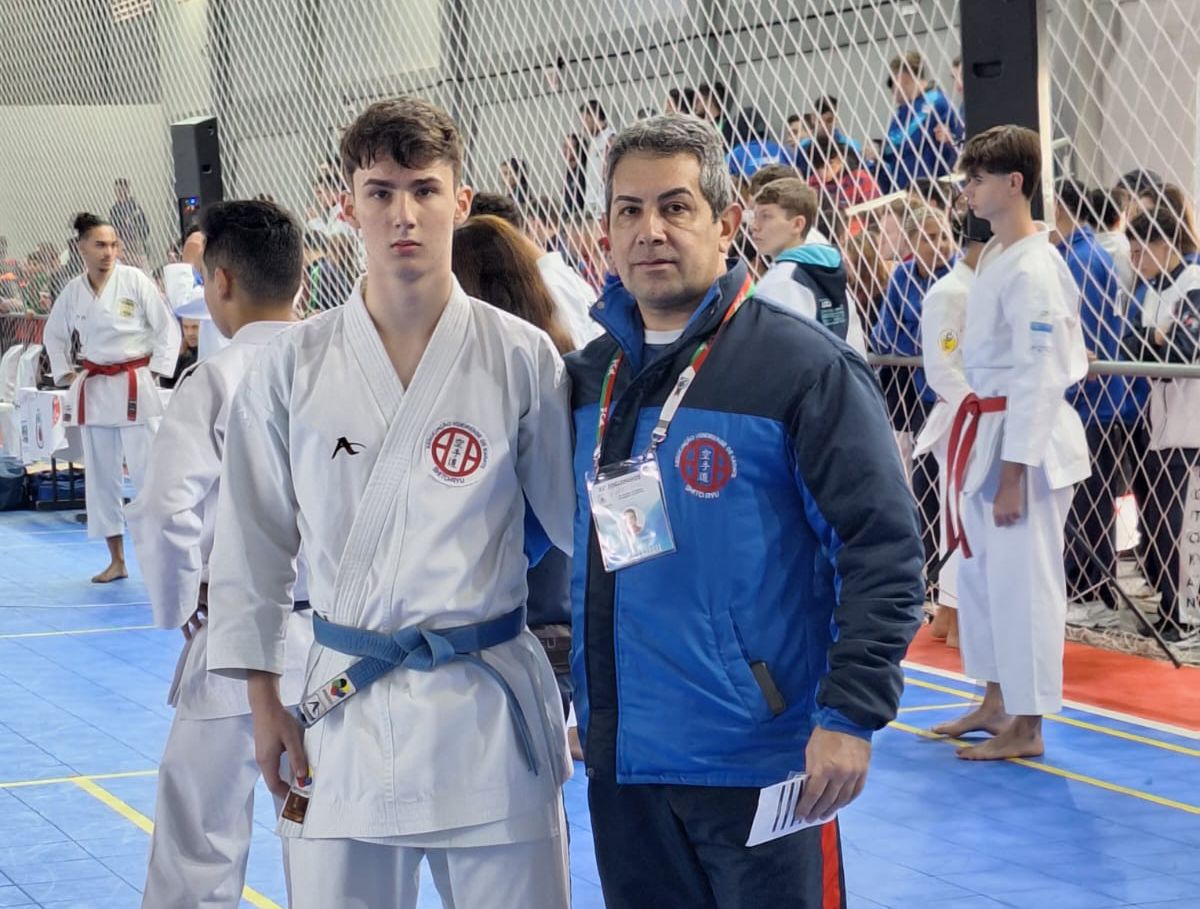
left=932, top=126, right=1090, bottom=760
left=128, top=201, right=314, bottom=908
left=43, top=212, right=179, bottom=583
left=914, top=203, right=989, bottom=648
left=206, top=98, right=576, bottom=909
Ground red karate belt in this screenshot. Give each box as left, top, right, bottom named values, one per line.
left=945, top=394, right=1007, bottom=559
left=77, top=356, right=152, bottom=425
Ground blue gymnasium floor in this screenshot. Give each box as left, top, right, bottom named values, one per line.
left=1, top=510, right=1199, bottom=909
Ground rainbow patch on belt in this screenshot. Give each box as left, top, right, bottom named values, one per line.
left=328, top=676, right=352, bottom=699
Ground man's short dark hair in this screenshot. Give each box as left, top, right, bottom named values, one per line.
left=605, top=114, right=734, bottom=220
left=786, top=113, right=802, bottom=126
left=1055, top=178, right=1091, bottom=222
left=960, top=125, right=1042, bottom=201
left=580, top=99, right=607, bottom=124
left=814, top=95, right=838, bottom=115
left=201, top=200, right=303, bottom=303
left=340, top=97, right=464, bottom=187
left=808, top=135, right=846, bottom=171
left=1087, top=187, right=1126, bottom=230
left=951, top=54, right=962, bottom=68
left=470, top=192, right=524, bottom=230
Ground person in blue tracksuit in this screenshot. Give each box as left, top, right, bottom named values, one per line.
left=567, top=113, right=924, bottom=909
left=877, top=51, right=963, bottom=193
left=1054, top=180, right=1134, bottom=619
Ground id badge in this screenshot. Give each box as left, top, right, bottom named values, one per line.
left=586, top=454, right=677, bottom=572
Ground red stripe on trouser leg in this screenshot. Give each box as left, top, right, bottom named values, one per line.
left=821, top=817, right=842, bottom=909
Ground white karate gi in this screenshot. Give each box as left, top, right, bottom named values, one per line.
left=43, top=265, right=179, bottom=539
left=536, top=249, right=602, bottom=348
left=914, top=260, right=975, bottom=609
left=754, top=260, right=868, bottom=356
left=956, top=227, right=1090, bottom=715
left=206, top=280, right=576, bottom=908
left=127, top=320, right=312, bottom=909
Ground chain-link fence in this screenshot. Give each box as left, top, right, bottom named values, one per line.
left=1, top=0, right=1198, bottom=660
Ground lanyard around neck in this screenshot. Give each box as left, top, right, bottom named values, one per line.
left=591, top=275, right=753, bottom=472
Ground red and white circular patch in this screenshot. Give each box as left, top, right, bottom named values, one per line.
left=427, top=421, right=490, bottom=486
left=675, top=433, right=737, bottom=499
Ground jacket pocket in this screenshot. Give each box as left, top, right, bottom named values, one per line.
left=723, top=608, right=786, bottom=723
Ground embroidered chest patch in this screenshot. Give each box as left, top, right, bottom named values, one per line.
left=427, top=421, right=490, bottom=486
left=675, top=433, right=737, bottom=499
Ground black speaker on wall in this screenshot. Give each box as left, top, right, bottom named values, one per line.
left=171, top=116, right=224, bottom=239
left=960, top=0, right=1052, bottom=221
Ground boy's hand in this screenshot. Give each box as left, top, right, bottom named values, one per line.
left=248, top=671, right=308, bottom=799
left=993, top=461, right=1026, bottom=526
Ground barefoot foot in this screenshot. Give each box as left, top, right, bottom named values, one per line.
left=956, top=723, right=1044, bottom=760
left=92, top=563, right=128, bottom=584
left=931, top=705, right=1011, bottom=738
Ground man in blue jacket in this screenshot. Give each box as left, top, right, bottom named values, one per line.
left=877, top=51, right=963, bottom=193
left=567, top=113, right=924, bottom=908
left=1054, top=180, right=1132, bottom=623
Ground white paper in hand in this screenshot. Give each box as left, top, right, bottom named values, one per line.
left=745, top=775, right=828, bottom=847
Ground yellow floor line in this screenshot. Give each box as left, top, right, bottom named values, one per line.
left=897, top=701, right=974, bottom=714
left=72, top=777, right=284, bottom=909
left=0, top=624, right=156, bottom=640
left=0, top=769, right=158, bottom=789
left=905, top=676, right=1200, bottom=757
left=888, top=719, right=1200, bottom=816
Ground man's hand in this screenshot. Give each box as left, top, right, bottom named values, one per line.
left=993, top=461, right=1027, bottom=527
left=794, top=727, right=871, bottom=823
left=248, top=670, right=308, bottom=799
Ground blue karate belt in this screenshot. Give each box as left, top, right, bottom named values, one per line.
left=298, top=605, right=539, bottom=775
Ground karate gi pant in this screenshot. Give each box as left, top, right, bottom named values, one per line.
left=141, top=712, right=288, bottom=909
left=1064, top=420, right=1126, bottom=608
left=957, top=463, right=1074, bottom=716
left=1141, top=448, right=1200, bottom=628
left=81, top=423, right=154, bottom=539
left=587, top=777, right=845, bottom=909
left=286, top=803, right=570, bottom=909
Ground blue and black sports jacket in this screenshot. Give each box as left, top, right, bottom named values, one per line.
left=566, top=263, right=925, bottom=788
left=1057, top=226, right=1132, bottom=426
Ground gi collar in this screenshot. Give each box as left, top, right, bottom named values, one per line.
left=589, top=261, right=751, bottom=374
